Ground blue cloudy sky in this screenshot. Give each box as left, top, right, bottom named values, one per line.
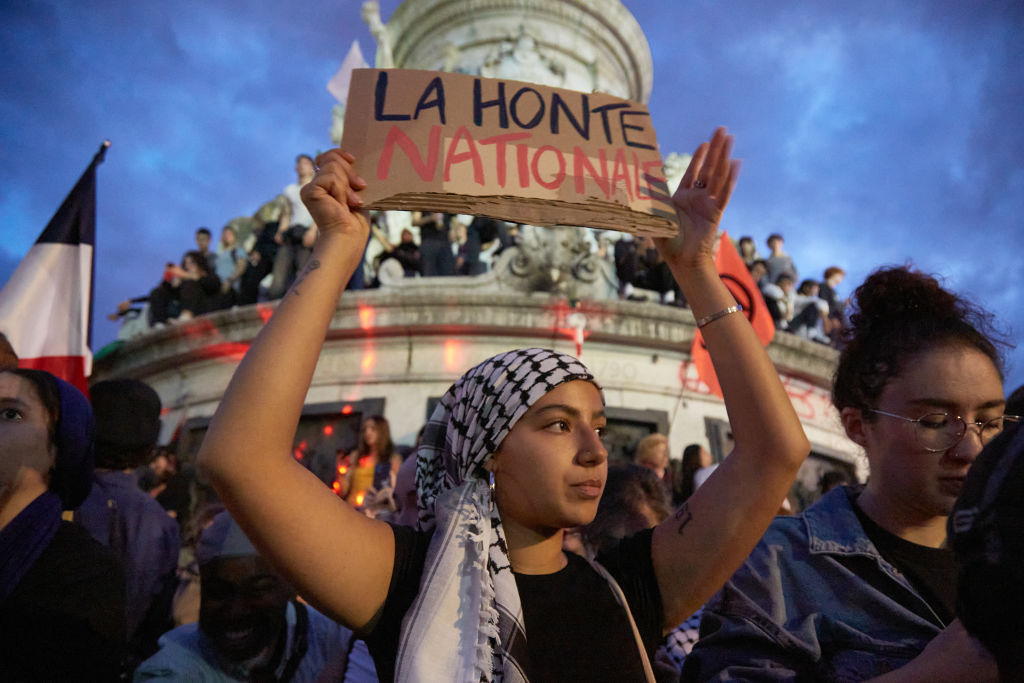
left=2, top=0, right=1022, bottom=390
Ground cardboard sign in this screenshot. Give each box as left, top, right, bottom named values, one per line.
left=340, top=69, right=678, bottom=236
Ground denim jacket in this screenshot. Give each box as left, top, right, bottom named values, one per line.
left=682, top=486, right=946, bottom=682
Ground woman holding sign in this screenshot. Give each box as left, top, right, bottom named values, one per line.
left=198, top=128, right=809, bottom=681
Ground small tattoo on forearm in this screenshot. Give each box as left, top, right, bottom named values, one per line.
left=674, top=502, right=693, bottom=535
left=290, top=259, right=321, bottom=296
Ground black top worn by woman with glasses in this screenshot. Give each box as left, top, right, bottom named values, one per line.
left=684, top=266, right=1012, bottom=682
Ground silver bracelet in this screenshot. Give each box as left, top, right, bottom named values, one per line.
left=696, top=305, right=743, bottom=329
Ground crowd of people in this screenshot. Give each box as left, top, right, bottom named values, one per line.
left=111, top=153, right=846, bottom=354
left=3, top=127, right=1022, bottom=682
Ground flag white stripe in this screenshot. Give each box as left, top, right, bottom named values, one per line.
left=0, top=242, right=93, bottom=372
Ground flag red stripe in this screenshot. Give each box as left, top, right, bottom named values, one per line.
left=19, top=356, right=89, bottom=395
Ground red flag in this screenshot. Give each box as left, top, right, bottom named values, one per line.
left=0, top=142, right=109, bottom=394
left=691, top=231, right=775, bottom=397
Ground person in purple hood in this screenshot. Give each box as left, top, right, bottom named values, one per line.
left=0, top=368, right=125, bottom=681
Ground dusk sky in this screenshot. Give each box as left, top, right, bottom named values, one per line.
left=2, top=1, right=1022, bottom=390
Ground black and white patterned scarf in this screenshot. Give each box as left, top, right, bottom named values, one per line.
left=395, top=348, right=598, bottom=683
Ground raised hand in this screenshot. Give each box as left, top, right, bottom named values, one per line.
left=654, top=127, right=741, bottom=271
left=299, top=150, right=369, bottom=242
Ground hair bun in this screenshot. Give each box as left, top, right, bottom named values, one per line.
left=848, top=266, right=967, bottom=338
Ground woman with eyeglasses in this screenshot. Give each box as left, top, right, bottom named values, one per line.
left=683, top=266, right=1016, bottom=682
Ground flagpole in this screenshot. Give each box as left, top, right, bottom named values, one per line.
left=87, top=140, right=110, bottom=356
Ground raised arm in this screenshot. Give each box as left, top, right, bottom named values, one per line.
left=197, top=151, right=395, bottom=631
left=650, top=128, right=810, bottom=629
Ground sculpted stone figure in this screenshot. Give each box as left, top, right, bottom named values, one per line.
left=361, top=1, right=394, bottom=68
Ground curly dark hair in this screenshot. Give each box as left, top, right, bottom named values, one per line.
left=832, top=266, right=1007, bottom=415
left=582, top=463, right=670, bottom=555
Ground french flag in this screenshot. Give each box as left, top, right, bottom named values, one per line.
left=0, top=141, right=109, bottom=394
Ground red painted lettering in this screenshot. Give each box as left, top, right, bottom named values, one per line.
left=443, top=126, right=484, bottom=185
left=378, top=125, right=441, bottom=181
left=516, top=143, right=531, bottom=188
left=479, top=132, right=532, bottom=188
left=572, top=147, right=610, bottom=199
left=610, top=148, right=634, bottom=201
left=531, top=145, right=567, bottom=190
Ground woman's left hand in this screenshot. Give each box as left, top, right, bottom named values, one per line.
left=654, top=127, right=741, bottom=273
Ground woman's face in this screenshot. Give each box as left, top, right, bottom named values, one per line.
left=221, top=229, right=236, bottom=247
left=183, top=255, right=198, bottom=273
left=490, top=380, right=608, bottom=534
left=698, top=447, right=712, bottom=469
left=0, top=373, right=54, bottom=496
left=849, top=345, right=1004, bottom=519
left=362, top=421, right=379, bottom=449
left=638, top=443, right=668, bottom=473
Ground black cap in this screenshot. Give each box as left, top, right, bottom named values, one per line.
left=90, top=378, right=161, bottom=450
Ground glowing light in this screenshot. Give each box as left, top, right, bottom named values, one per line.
left=443, top=339, right=462, bottom=371
left=355, top=492, right=365, bottom=506
left=298, top=440, right=308, bottom=451
left=332, top=481, right=341, bottom=491
left=194, top=342, right=250, bottom=363
left=323, top=424, right=334, bottom=436
left=337, top=465, right=348, bottom=475
left=361, top=350, right=376, bottom=372
left=256, top=303, right=274, bottom=324
left=341, top=404, right=353, bottom=415
left=358, top=304, right=375, bottom=330
left=293, top=448, right=303, bottom=460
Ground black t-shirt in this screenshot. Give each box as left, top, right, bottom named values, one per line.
left=852, top=500, right=956, bottom=625
left=365, top=525, right=663, bottom=682
left=0, top=521, right=125, bottom=681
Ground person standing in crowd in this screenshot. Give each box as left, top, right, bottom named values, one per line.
left=614, top=232, right=641, bottom=299
left=748, top=258, right=769, bottom=289
left=736, top=236, right=759, bottom=267
left=237, top=200, right=286, bottom=305
left=634, top=432, right=671, bottom=491
left=673, top=443, right=713, bottom=506
left=764, top=232, right=797, bottom=284
left=683, top=266, right=1013, bottom=681
left=337, top=415, right=401, bottom=516
left=76, top=378, right=181, bottom=666
left=949, top=420, right=1024, bottom=681
left=0, top=368, right=125, bottom=681
left=790, top=278, right=831, bottom=343
left=269, top=154, right=319, bottom=299
left=414, top=210, right=454, bottom=276
left=135, top=511, right=375, bottom=682
left=213, top=225, right=247, bottom=309
left=819, top=265, right=847, bottom=344
left=193, top=227, right=217, bottom=272
left=197, top=128, right=810, bottom=681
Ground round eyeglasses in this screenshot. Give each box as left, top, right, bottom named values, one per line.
left=867, top=409, right=1021, bottom=453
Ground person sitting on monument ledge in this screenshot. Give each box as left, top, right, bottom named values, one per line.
left=196, top=127, right=811, bottom=682
left=147, top=250, right=221, bottom=325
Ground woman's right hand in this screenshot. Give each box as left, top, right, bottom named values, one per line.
left=300, top=150, right=369, bottom=242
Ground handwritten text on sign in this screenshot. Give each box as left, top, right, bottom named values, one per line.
left=341, top=69, right=678, bottom=236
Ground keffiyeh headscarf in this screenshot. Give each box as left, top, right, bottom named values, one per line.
left=396, top=348, right=598, bottom=683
